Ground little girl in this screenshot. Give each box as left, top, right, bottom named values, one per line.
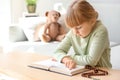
left=53, top=0, right=112, bottom=69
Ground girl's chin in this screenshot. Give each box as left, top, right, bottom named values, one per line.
left=77, top=34, right=83, bottom=37
left=78, top=34, right=87, bottom=38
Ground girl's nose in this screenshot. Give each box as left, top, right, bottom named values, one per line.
left=73, top=29, right=78, bottom=35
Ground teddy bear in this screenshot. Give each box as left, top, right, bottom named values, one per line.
left=34, top=10, right=67, bottom=42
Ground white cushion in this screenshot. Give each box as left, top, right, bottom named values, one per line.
left=19, top=17, right=46, bottom=41
left=110, top=42, right=120, bottom=47
left=9, top=25, right=27, bottom=42
left=58, top=15, right=69, bottom=32
left=19, top=16, right=68, bottom=42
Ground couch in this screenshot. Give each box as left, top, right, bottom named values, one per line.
left=3, top=16, right=120, bottom=69
left=6, top=16, right=118, bottom=52
left=5, top=16, right=69, bottom=56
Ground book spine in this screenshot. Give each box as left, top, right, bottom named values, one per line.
left=28, top=65, right=49, bottom=71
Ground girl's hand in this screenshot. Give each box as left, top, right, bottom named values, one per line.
left=62, top=56, right=76, bottom=70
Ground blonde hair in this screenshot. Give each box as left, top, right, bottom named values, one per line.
left=65, top=0, right=98, bottom=28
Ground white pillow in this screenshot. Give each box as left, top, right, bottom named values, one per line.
left=58, top=15, right=69, bottom=32
left=19, top=17, right=46, bottom=41
left=9, top=25, right=27, bottom=42
left=110, top=41, right=120, bottom=47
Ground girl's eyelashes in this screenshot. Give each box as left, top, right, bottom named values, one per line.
left=76, top=26, right=82, bottom=29
left=77, top=27, right=82, bottom=29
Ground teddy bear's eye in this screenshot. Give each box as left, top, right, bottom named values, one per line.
left=52, top=14, right=59, bottom=17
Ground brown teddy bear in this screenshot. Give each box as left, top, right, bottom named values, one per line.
left=34, top=10, right=66, bottom=42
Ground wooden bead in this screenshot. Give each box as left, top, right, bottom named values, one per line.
left=82, top=65, right=108, bottom=78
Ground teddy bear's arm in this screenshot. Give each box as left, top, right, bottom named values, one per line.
left=40, top=24, right=52, bottom=42
left=43, top=24, right=50, bottom=34
left=55, top=25, right=67, bottom=41
left=59, top=25, right=67, bottom=35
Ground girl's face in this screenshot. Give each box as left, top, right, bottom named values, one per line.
left=72, top=20, right=95, bottom=38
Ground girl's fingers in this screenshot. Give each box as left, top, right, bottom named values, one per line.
left=69, top=61, right=76, bottom=70
left=64, top=60, right=76, bottom=70
left=51, top=58, right=57, bottom=61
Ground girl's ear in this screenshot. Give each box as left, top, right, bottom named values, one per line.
left=91, top=18, right=96, bottom=26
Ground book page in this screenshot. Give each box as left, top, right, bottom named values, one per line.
left=30, top=59, right=69, bottom=70
left=29, top=59, right=87, bottom=76
left=29, top=59, right=54, bottom=70
left=34, top=59, right=55, bottom=67
left=50, top=64, right=86, bottom=76
left=34, top=59, right=68, bottom=69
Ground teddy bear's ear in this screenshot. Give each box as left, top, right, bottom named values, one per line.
left=45, top=10, right=61, bottom=17
left=45, top=11, right=49, bottom=17
left=58, top=12, right=61, bottom=17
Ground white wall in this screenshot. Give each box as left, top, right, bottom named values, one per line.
left=11, top=0, right=24, bottom=24
left=0, top=0, right=11, bottom=45
left=89, top=2, right=120, bottom=43
left=11, top=0, right=120, bottom=43
left=11, top=0, right=71, bottom=23
left=36, top=0, right=71, bottom=16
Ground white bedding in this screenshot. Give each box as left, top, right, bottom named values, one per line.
left=3, top=41, right=120, bottom=69
left=3, top=41, right=119, bottom=54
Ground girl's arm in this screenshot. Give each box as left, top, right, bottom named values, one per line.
left=54, top=31, right=77, bottom=69
left=53, top=31, right=72, bottom=62
left=73, top=27, right=110, bottom=66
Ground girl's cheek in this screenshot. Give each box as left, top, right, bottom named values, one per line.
left=72, top=29, right=77, bottom=34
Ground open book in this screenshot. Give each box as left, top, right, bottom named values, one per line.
left=28, top=59, right=88, bottom=76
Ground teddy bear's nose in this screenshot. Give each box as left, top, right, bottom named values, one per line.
left=53, top=14, right=59, bottom=17
left=54, top=17, right=58, bottom=19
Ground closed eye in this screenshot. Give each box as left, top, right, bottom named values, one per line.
left=76, top=26, right=82, bottom=29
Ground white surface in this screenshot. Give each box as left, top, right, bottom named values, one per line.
left=4, top=41, right=117, bottom=53
left=3, top=41, right=120, bottom=69
left=3, top=41, right=59, bottom=56
left=111, top=45, right=120, bottom=69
